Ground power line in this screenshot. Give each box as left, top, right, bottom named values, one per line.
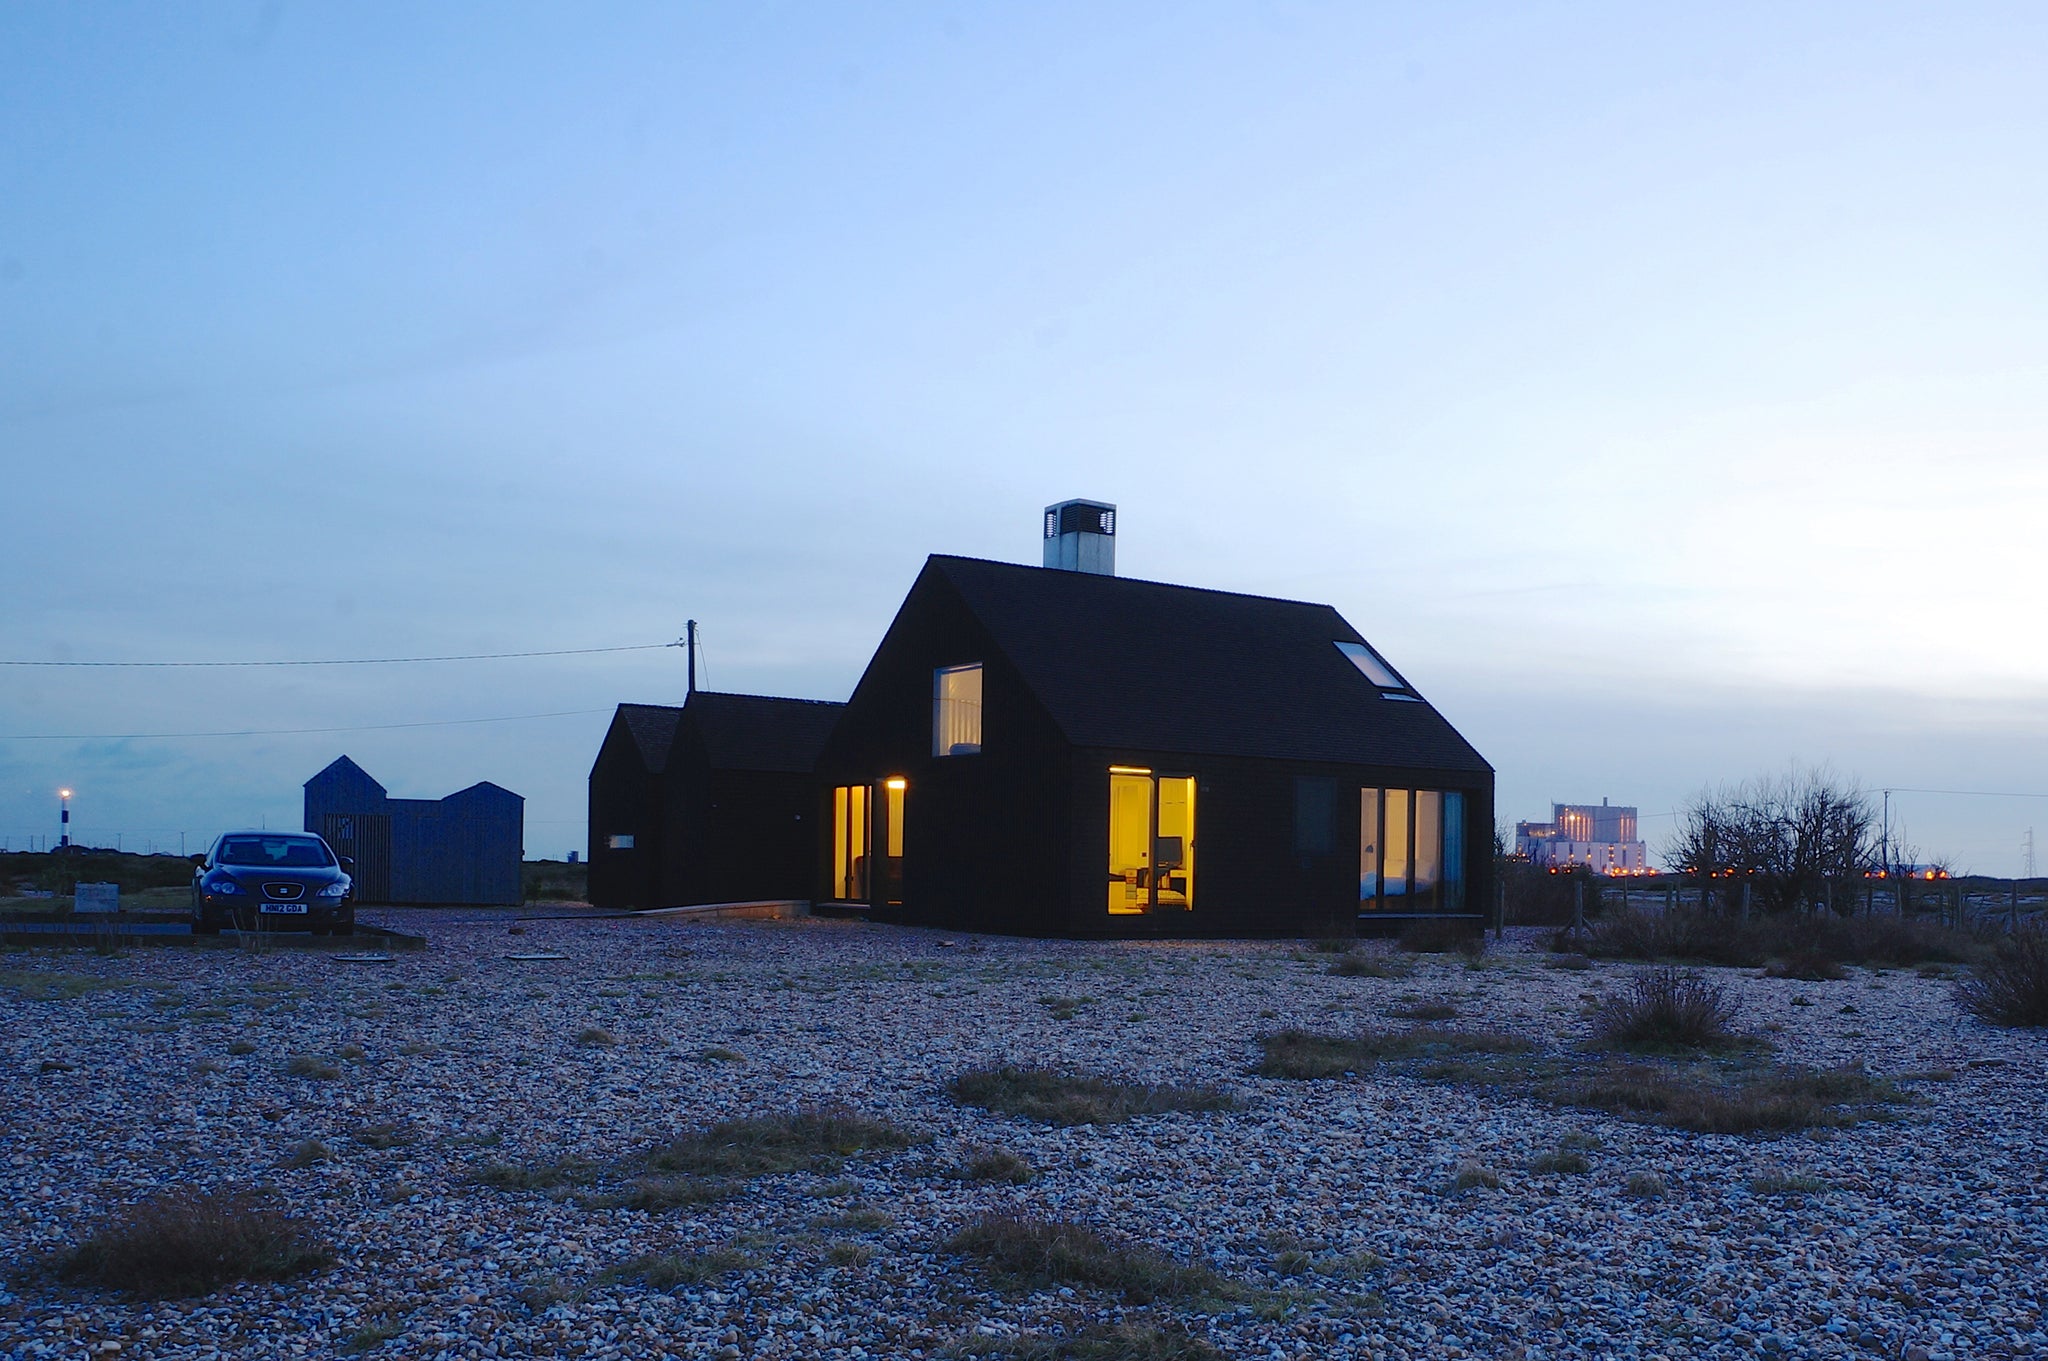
left=1884, top=786, right=2048, bottom=800
left=0, top=708, right=610, bottom=741
left=0, top=642, right=678, bottom=668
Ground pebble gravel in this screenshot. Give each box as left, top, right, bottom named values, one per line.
left=3, top=912, right=2043, bottom=1360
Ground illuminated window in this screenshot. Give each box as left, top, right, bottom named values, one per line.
left=1361, top=788, right=1467, bottom=913
left=1107, top=768, right=1196, bottom=915
left=933, top=664, right=983, bottom=756
left=831, top=785, right=869, bottom=900
left=607, top=834, right=634, bottom=850
left=1335, top=641, right=1413, bottom=696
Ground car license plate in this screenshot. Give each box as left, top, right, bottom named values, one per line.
left=259, top=902, right=309, bottom=914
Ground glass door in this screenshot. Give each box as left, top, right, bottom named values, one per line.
left=1107, top=768, right=1196, bottom=915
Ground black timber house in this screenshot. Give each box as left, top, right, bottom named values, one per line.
left=588, top=691, right=844, bottom=910
left=814, top=503, right=1495, bottom=936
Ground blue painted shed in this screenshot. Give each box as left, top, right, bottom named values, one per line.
left=304, top=756, right=524, bottom=905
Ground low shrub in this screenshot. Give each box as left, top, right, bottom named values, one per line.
left=1955, top=929, right=2048, bottom=1027
left=285, top=1054, right=340, bottom=1081
left=948, top=1067, right=1239, bottom=1126
left=945, top=1214, right=1230, bottom=1303
left=1574, top=908, right=1979, bottom=970
left=648, top=1107, right=921, bottom=1177
left=279, top=1139, right=332, bottom=1169
left=1309, top=937, right=1357, bottom=954
left=575, top=1027, right=618, bottom=1048
left=1587, top=968, right=1742, bottom=1051
left=59, top=1189, right=332, bottom=1298
left=1529, top=1149, right=1591, bottom=1175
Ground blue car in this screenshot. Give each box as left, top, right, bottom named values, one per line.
left=191, top=831, right=355, bottom=936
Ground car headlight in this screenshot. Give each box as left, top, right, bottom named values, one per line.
left=206, top=877, right=244, bottom=895
left=317, top=882, right=349, bottom=898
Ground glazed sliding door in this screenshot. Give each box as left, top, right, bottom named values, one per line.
left=1107, top=768, right=1195, bottom=915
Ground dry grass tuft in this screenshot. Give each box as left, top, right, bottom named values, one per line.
left=1388, top=999, right=1460, bottom=1022
left=1329, top=954, right=1408, bottom=978
left=280, top=1139, right=333, bottom=1169
left=960, top=1147, right=1039, bottom=1184
left=948, top=1067, right=1240, bottom=1126
left=1624, top=1171, right=1667, bottom=1198
left=1254, top=1027, right=1535, bottom=1080
left=592, top=1248, right=755, bottom=1291
left=575, top=1026, right=618, bottom=1048
left=945, top=1214, right=1232, bottom=1303
left=285, top=1054, right=341, bottom=1080
left=58, top=1189, right=332, bottom=1298
left=647, top=1107, right=922, bottom=1178
left=945, top=1318, right=1228, bottom=1360
left=1556, top=1061, right=1906, bottom=1134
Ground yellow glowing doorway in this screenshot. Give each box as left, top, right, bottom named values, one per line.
left=1107, top=769, right=1195, bottom=915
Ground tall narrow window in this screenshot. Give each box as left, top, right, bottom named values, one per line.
left=1383, top=790, right=1412, bottom=900
left=1360, top=789, right=1381, bottom=901
left=933, top=664, right=983, bottom=756
left=1442, top=792, right=1466, bottom=912
left=831, top=784, right=870, bottom=901
left=1413, top=790, right=1441, bottom=912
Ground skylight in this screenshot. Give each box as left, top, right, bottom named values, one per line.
left=1335, top=640, right=1409, bottom=692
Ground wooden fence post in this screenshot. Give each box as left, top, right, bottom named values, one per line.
left=2012, top=878, right=2021, bottom=934
left=1740, top=880, right=1751, bottom=922
left=1573, top=878, right=1586, bottom=935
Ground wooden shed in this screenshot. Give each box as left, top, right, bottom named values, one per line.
left=587, top=691, right=844, bottom=910
left=304, top=756, right=524, bottom=906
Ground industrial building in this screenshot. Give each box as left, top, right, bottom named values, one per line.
left=1515, top=800, right=1648, bottom=874
left=303, top=756, right=524, bottom=905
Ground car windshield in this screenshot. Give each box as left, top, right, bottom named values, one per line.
left=218, top=837, right=332, bottom=868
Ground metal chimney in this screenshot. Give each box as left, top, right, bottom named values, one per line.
left=1041, top=499, right=1116, bottom=575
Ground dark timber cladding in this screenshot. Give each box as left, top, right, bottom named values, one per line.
left=588, top=692, right=844, bottom=910
left=817, top=555, right=1495, bottom=937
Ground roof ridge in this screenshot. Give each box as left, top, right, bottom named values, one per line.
left=690, top=690, right=846, bottom=707
left=926, top=554, right=1343, bottom=614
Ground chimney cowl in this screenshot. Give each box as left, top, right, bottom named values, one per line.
left=1042, top=499, right=1116, bottom=575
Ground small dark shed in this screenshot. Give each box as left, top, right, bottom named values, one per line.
left=304, top=756, right=524, bottom=905
left=815, top=551, right=1495, bottom=937
left=587, top=691, right=844, bottom=910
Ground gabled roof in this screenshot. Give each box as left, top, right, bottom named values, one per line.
left=686, top=691, right=845, bottom=774
left=925, top=555, right=1490, bottom=773
left=611, top=703, right=687, bottom=774
left=305, top=754, right=387, bottom=798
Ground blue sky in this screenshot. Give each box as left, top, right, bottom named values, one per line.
left=4, top=2, right=2045, bottom=871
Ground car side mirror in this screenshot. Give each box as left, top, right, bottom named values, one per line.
left=190, top=854, right=206, bottom=867
left=339, top=856, right=355, bottom=870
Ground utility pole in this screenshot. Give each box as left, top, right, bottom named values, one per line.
left=686, top=619, right=698, bottom=698
left=2026, top=827, right=2037, bottom=880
